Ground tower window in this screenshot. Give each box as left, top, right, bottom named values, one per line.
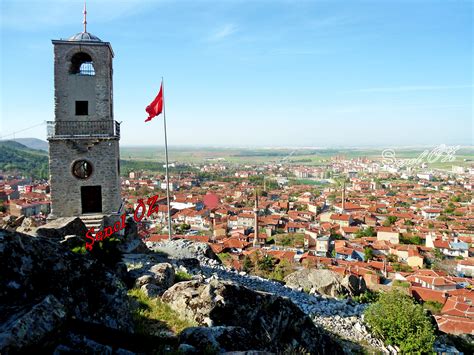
left=75, top=101, right=88, bottom=115
left=70, top=52, right=95, bottom=76
left=72, top=160, right=93, bottom=179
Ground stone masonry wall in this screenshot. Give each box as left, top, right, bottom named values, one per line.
left=53, top=42, right=113, bottom=123
left=49, top=139, right=121, bottom=217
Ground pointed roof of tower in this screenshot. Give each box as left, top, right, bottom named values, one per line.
left=68, top=1, right=102, bottom=42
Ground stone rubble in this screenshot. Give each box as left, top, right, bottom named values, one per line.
left=196, top=256, right=386, bottom=349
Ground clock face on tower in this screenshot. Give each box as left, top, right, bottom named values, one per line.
left=72, top=160, right=93, bottom=179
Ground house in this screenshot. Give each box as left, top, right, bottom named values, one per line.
left=335, top=246, right=364, bottom=261
left=341, top=226, right=360, bottom=239
left=411, top=286, right=448, bottom=304
left=457, top=258, right=474, bottom=277
left=329, top=214, right=353, bottom=227
left=435, top=314, right=474, bottom=335
left=286, top=221, right=307, bottom=233
left=435, top=296, right=474, bottom=335
left=315, top=236, right=332, bottom=257
left=406, top=270, right=457, bottom=291
left=9, top=200, right=50, bottom=217
left=333, top=202, right=364, bottom=213
left=377, top=227, right=400, bottom=244
left=427, top=233, right=469, bottom=258
left=422, top=208, right=442, bottom=220
left=407, top=249, right=424, bottom=268
left=221, top=237, right=251, bottom=252
left=236, top=213, right=254, bottom=228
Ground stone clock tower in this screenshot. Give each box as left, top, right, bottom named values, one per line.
left=47, top=16, right=121, bottom=218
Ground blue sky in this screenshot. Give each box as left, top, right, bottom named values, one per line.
left=0, top=0, right=472, bottom=147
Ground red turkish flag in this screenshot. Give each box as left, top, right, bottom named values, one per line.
left=145, top=83, right=163, bottom=122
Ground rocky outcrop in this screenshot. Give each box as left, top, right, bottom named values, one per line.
left=341, top=274, right=367, bottom=296
left=115, top=216, right=148, bottom=254
left=179, top=326, right=257, bottom=353
left=162, top=279, right=342, bottom=354
left=15, top=217, right=39, bottom=235
left=134, top=262, right=176, bottom=297
left=284, top=269, right=366, bottom=297
left=0, top=229, right=132, bottom=353
left=36, top=217, right=88, bottom=239
left=1, top=215, right=25, bottom=232
left=149, top=263, right=175, bottom=289
left=199, top=259, right=384, bottom=349
left=0, top=295, right=66, bottom=352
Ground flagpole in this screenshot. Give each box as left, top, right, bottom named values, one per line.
left=162, top=77, right=172, bottom=240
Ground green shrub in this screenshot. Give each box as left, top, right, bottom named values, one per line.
left=257, top=255, right=275, bottom=273
left=353, top=290, right=380, bottom=304
left=364, top=290, right=435, bottom=353
left=217, top=252, right=231, bottom=263
left=175, top=270, right=192, bottom=282
left=423, top=300, right=444, bottom=314
left=71, top=245, right=87, bottom=255
left=89, top=237, right=122, bottom=268
left=392, top=280, right=410, bottom=288
left=268, top=259, right=293, bottom=281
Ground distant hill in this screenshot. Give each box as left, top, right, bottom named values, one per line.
left=0, top=141, right=48, bottom=179
left=9, top=138, right=48, bottom=151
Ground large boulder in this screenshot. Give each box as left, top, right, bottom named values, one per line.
left=285, top=269, right=344, bottom=297
left=15, top=217, right=39, bottom=235
left=149, top=263, right=175, bottom=289
left=146, top=239, right=220, bottom=263
left=341, top=274, right=367, bottom=296
left=36, top=217, right=88, bottom=239
left=162, top=279, right=341, bottom=354
left=284, top=269, right=366, bottom=297
left=0, top=229, right=132, bottom=352
left=179, top=326, right=257, bottom=353
left=0, top=295, right=66, bottom=353
left=134, top=262, right=176, bottom=297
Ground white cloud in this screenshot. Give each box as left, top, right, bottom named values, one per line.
left=207, top=23, right=237, bottom=42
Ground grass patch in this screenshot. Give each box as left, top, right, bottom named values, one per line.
left=71, top=245, right=87, bottom=254
left=392, top=280, right=410, bottom=288
left=175, top=270, right=193, bottom=282
left=423, top=300, right=444, bottom=314
left=217, top=252, right=232, bottom=263
left=128, top=288, right=196, bottom=336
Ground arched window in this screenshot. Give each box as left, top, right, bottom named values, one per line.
left=70, top=52, right=95, bottom=76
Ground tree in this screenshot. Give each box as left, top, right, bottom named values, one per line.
left=364, top=290, right=435, bottom=353
left=383, top=216, right=398, bottom=227
left=270, top=259, right=292, bottom=281
left=257, top=255, right=275, bottom=272
left=242, top=256, right=253, bottom=273
left=364, top=247, right=374, bottom=262
left=355, top=227, right=376, bottom=238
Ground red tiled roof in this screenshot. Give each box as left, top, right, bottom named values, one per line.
left=435, top=314, right=474, bottom=335
left=441, top=297, right=474, bottom=318
left=411, top=286, right=448, bottom=304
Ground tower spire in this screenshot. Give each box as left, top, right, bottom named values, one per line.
left=82, top=1, right=88, bottom=33
left=341, top=180, right=346, bottom=212
left=253, top=189, right=259, bottom=247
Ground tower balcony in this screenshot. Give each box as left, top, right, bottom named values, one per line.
left=47, top=120, right=120, bottom=140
